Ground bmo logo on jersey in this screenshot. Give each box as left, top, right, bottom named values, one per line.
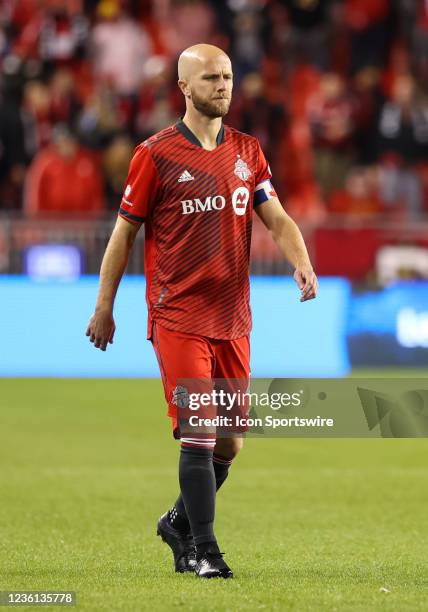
left=181, top=187, right=250, bottom=216
left=181, top=195, right=226, bottom=215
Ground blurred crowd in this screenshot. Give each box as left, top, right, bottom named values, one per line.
left=1, top=0, right=428, bottom=221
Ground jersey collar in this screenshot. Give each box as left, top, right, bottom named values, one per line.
left=175, top=119, right=225, bottom=148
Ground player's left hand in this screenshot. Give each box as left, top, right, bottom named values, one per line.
left=294, top=267, right=318, bottom=302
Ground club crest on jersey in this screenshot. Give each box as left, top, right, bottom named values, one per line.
left=232, top=187, right=250, bottom=216
left=234, top=155, right=251, bottom=181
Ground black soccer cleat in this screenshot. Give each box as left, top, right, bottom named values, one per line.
left=156, top=512, right=196, bottom=573
left=195, top=552, right=233, bottom=579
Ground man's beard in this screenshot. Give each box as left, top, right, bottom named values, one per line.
left=190, top=89, right=231, bottom=118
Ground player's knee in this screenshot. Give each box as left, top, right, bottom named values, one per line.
left=214, top=436, right=243, bottom=460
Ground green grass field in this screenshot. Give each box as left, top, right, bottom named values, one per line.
left=1, top=377, right=428, bottom=611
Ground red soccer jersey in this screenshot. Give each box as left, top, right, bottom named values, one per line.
left=119, top=120, right=276, bottom=340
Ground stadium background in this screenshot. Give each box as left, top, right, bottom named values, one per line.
left=1, top=1, right=428, bottom=611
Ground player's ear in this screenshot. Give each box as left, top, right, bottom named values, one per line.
left=178, top=79, right=191, bottom=98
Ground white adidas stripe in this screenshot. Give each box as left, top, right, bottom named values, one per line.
left=181, top=438, right=216, bottom=446
left=181, top=438, right=216, bottom=442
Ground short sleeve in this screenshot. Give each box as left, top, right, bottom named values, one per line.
left=118, top=144, right=161, bottom=224
left=253, top=140, right=278, bottom=207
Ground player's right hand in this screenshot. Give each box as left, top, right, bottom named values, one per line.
left=86, top=308, right=116, bottom=351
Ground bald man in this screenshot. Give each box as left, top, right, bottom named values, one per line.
left=86, top=44, right=318, bottom=579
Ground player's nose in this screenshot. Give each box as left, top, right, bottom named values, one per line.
left=217, top=76, right=227, bottom=91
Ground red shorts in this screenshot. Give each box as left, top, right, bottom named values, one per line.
left=151, top=322, right=250, bottom=443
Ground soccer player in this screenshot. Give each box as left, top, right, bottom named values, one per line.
left=86, top=44, right=318, bottom=579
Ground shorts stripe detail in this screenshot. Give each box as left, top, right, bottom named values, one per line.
left=181, top=438, right=216, bottom=444
left=180, top=438, right=216, bottom=448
